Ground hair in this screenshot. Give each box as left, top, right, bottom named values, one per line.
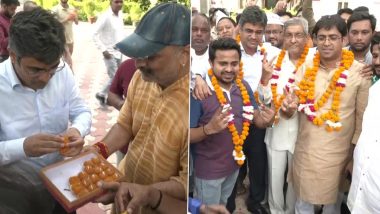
left=239, top=6, right=267, bottom=28
left=236, top=13, right=241, bottom=24
left=337, top=8, right=353, bottom=16
left=276, top=11, right=293, bottom=19
left=353, top=6, right=369, bottom=13
left=209, top=37, right=241, bottom=62
left=218, top=17, right=237, bottom=27
left=23, top=0, right=38, bottom=12
left=370, top=32, right=380, bottom=53
left=9, top=8, right=66, bottom=64
left=312, top=14, right=347, bottom=37
left=284, top=17, right=308, bottom=35
left=192, top=12, right=210, bottom=27
left=1, top=0, right=19, bottom=6
left=347, top=11, right=377, bottom=32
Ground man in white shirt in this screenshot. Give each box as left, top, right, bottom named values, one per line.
left=93, top=0, right=125, bottom=105
left=0, top=8, right=91, bottom=213
left=347, top=32, right=380, bottom=214
left=191, top=13, right=211, bottom=92
left=265, top=17, right=314, bottom=214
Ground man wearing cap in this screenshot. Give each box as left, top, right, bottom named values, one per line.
left=265, top=13, right=284, bottom=49
left=0, top=0, right=19, bottom=62
left=94, top=2, right=190, bottom=213
left=93, top=0, right=125, bottom=105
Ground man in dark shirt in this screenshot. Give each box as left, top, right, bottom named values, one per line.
left=0, top=0, right=19, bottom=62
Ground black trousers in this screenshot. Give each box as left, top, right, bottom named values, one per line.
left=227, top=126, right=268, bottom=212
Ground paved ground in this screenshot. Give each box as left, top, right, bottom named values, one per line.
left=70, top=21, right=251, bottom=214
left=70, top=21, right=132, bottom=214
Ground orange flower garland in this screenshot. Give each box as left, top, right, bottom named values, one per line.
left=208, top=62, right=254, bottom=166
left=271, top=45, right=309, bottom=125
left=296, top=49, right=354, bottom=131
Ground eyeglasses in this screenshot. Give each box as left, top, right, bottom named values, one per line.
left=17, top=56, right=66, bottom=77
left=265, top=30, right=283, bottom=35
left=315, top=35, right=342, bottom=43
left=284, top=33, right=306, bottom=40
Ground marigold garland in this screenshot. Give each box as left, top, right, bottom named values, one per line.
left=271, top=45, right=309, bottom=125
left=208, top=62, right=254, bottom=166
left=296, top=49, right=354, bottom=131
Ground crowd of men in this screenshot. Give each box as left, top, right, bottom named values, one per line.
left=190, top=0, right=380, bottom=214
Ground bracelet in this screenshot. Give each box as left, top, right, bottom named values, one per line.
left=93, top=142, right=109, bottom=159
left=151, top=189, right=162, bottom=210
left=202, top=125, right=210, bottom=136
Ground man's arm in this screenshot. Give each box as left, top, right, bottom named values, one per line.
left=107, top=91, right=124, bottom=110
left=92, top=14, right=108, bottom=55
left=302, top=0, right=316, bottom=34
left=351, top=75, right=371, bottom=145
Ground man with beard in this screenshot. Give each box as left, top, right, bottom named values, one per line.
left=93, top=3, right=190, bottom=213
left=190, top=37, right=274, bottom=206
left=347, top=32, right=380, bottom=213
left=265, top=13, right=284, bottom=49
left=347, top=11, right=377, bottom=65
left=0, top=0, right=19, bottom=62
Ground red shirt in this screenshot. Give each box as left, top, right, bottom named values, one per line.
left=109, top=58, right=136, bottom=97
left=0, top=13, right=11, bottom=56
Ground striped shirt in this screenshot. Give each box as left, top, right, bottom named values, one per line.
left=117, top=70, right=189, bottom=198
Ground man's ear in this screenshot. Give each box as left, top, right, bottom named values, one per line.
left=8, top=48, right=17, bottom=64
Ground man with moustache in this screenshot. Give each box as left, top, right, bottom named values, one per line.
left=264, top=13, right=284, bottom=49
left=190, top=37, right=274, bottom=206
left=0, top=0, right=19, bottom=62
left=191, top=13, right=211, bottom=91
left=347, top=32, right=380, bottom=213
left=346, top=11, right=377, bottom=80
left=265, top=17, right=314, bottom=214
left=94, top=3, right=190, bottom=213
left=281, top=15, right=371, bottom=214
left=347, top=11, right=377, bottom=65
left=192, top=6, right=280, bottom=213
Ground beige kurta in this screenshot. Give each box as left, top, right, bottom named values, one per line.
left=292, top=59, right=371, bottom=204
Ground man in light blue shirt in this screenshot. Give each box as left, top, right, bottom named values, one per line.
left=0, top=8, right=91, bottom=213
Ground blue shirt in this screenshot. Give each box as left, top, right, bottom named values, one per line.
left=0, top=59, right=91, bottom=166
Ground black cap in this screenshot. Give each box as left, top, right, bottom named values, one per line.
left=1, top=0, right=20, bottom=6
left=116, top=2, right=190, bottom=58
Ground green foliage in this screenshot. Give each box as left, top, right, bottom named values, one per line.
left=36, top=0, right=190, bottom=24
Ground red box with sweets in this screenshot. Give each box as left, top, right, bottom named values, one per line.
left=40, top=151, right=122, bottom=212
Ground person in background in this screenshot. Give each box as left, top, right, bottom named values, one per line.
left=93, top=0, right=125, bottom=105
left=265, top=13, right=284, bottom=49
left=0, top=0, right=19, bottom=63
left=23, top=0, right=37, bottom=11
left=346, top=31, right=380, bottom=213
left=337, top=8, right=353, bottom=23
left=370, top=32, right=380, bottom=84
